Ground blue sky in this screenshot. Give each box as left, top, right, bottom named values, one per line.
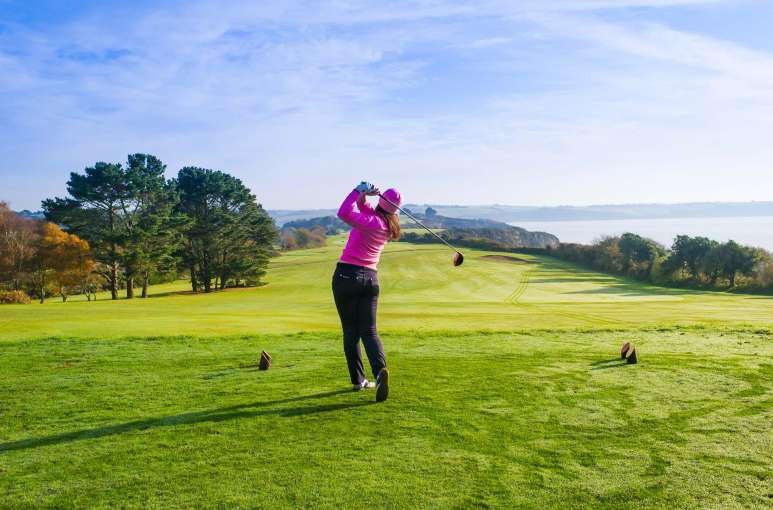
left=1, top=0, right=772, bottom=210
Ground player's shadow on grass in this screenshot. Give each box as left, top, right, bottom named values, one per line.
left=0, top=389, right=369, bottom=453
left=590, top=358, right=629, bottom=370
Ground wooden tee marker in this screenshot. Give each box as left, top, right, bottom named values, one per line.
left=620, top=342, right=638, bottom=364
left=259, top=351, right=272, bottom=371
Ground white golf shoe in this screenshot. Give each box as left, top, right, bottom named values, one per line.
left=353, top=379, right=375, bottom=391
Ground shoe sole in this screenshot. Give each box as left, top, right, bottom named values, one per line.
left=376, top=369, right=389, bottom=402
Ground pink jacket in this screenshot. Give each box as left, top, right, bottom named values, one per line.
left=337, top=189, right=390, bottom=269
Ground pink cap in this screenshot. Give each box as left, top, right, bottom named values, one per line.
left=378, top=188, right=402, bottom=214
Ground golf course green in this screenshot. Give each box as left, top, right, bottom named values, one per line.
left=1, top=238, right=772, bottom=508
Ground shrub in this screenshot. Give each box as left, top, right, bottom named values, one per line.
left=0, top=290, right=32, bottom=304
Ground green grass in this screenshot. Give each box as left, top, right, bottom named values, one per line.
left=2, top=237, right=773, bottom=340
left=1, top=239, right=772, bottom=508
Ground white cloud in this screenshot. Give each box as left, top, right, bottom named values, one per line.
left=468, top=37, right=513, bottom=48
left=535, top=13, right=773, bottom=87
left=2, top=0, right=772, bottom=210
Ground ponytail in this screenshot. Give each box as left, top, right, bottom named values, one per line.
left=376, top=205, right=401, bottom=241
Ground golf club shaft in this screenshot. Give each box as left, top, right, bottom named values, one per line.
left=378, top=194, right=462, bottom=254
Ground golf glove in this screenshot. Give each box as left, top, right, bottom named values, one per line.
left=355, top=181, right=376, bottom=193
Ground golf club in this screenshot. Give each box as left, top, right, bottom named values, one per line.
left=378, top=193, right=464, bottom=267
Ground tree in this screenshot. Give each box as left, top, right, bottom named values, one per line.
left=280, top=228, right=299, bottom=251
left=175, top=167, right=277, bottom=292
left=43, top=162, right=131, bottom=300
left=279, top=226, right=327, bottom=251
left=214, top=201, right=277, bottom=289
left=0, top=203, right=12, bottom=283
left=756, top=250, right=773, bottom=288
left=425, top=207, right=437, bottom=217
left=593, top=236, right=624, bottom=274
left=717, top=240, right=757, bottom=287
left=666, top=235, right=717, bottom=280
left=700, top=245, right=723, bottom=285
left=0, top=203, right=37, bottom=291
left=282, top=216, right=347, bottom=235
left=43, top=155, right=181, bottom=299
left=28, top=223, right=93, bottom=303
left=125, top=154, right=184, bottom=298
left=619, top=233, right=664, bottom=278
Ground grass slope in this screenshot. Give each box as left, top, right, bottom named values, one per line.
left=1, top=239, right=772, bottom=508
left=1, top=237, right=773, bottom=341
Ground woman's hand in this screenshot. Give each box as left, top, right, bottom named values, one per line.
left=355, top=181, right=380, bottom=196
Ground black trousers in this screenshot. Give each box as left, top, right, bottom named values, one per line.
left=332, top=262, right=387, bottom=385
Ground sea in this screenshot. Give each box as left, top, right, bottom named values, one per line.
left=510, top=216, right=773, bottom=251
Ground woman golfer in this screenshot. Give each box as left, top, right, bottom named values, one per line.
left=333, top=182, right=401, bottom=402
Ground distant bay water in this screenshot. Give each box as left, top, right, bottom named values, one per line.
left=511, top=216, right=773, bottom=250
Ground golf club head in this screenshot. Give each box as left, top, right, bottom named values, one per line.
left=453, top=252, right=464, bottom=267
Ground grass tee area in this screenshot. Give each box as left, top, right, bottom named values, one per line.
left=1, top=239, right=772, bottom=508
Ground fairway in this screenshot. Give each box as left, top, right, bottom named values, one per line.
left=1, top=240, right=772, bottom=508
left=2, top=237, right=773, bottom=340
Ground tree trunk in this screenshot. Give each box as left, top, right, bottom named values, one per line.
left=110, top=261, right=119, bottom=300
left=141, top=271, right=149, bottom=298
left=126, top=276, right=134, bottom=299
left=202, top=263, right=211, bottom=293
left=730, top=273, right=736, bottom=288
left=190, top=264, right=198, bottom=293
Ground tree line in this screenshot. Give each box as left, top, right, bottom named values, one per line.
left=0, top=153, right=277, bottom=302
left=0, top=203, right=95, bottom=303
left=279, top=226, right=328, bottom=251
left=552, top=233, right=772, bottom=291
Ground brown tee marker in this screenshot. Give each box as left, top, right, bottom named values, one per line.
left=259, top=351, right=272, bottom=371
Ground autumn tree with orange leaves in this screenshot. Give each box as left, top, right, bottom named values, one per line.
left=28, top=223, right=94, bottom=303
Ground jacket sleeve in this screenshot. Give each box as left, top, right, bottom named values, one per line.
left=338, top=190, right=384, bottom=231
left=356, top=193, right=375, bottom=214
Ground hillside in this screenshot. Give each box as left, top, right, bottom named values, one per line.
left=269, top=201, right=773, bottom=226
left=277, top=211, right=560, bottom=249
left=401, top=212, right=559, bottom=249
left=12, top=209, right=45, bottom=220
left=282, top=215, right=348, bottom=235
left=270, top=208, right=337, bottom=226
left=404, top=201, right=773, bottom=223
